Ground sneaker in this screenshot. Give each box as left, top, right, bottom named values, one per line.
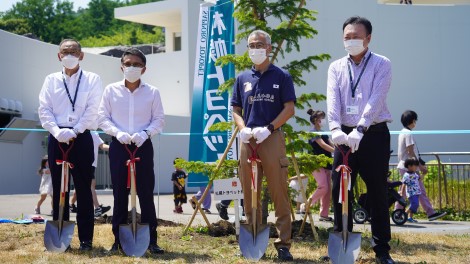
left=94, top=207, right=103, bottom=217
left=428, top=212, right=447, bottom=221
left=70, top=204, right=77, bottom=213
left=177, top=206, right=183, bottom=213
left=319, top=216, right=334, bottom=222
left=277, top=247, right=294, bottom=261
left=216, top=203, right=229, bottom=220
left=148, top=244, right=164, bottom=254
left=34, top=207, right=40, bottom=214
left=375, top=253, right=396, bottom=264
left=407, top=217, right=418, bottom=223
left=202, top=208, right=211, bottom=214
left=79, top=241, right=93, bottom=251
left=99, top=205, right=111, bottom=215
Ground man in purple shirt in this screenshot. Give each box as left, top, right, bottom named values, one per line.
left=327, top=17, right=394, bottom=264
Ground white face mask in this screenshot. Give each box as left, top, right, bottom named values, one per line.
left=249, top=49, right=267, bottom=65
left=344, top=39, right=365, bottom=56
left=61, top=55, right=79, bottom=69
left=123, top=66, right=142, bottom=83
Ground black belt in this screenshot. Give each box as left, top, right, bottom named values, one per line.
left=342, top=122, right=388, bottom=133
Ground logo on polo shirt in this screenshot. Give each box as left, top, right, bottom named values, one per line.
left=244, top=82, right=252, bottom=92
left=273, top=84, right=279, bottom=89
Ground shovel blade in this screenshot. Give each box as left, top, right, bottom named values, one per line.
left=328, top=231, right=361, bottom=264
left=119, top=223, right=150, bottom=257
left=44, top=220, right=75, bottom=252
left=239, top=223, right=270, bottom=261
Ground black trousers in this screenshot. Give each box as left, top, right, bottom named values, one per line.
left=48, top=131, right=94, bottom=243
left=109, top=138, right=158, bottom=245
left=332, top=122, right=391, bottom=256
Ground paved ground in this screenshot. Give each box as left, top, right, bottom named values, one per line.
left=1, top=191, right=470, bottom=234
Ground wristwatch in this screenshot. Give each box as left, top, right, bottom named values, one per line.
left=267, top=124, right=275, bottom=133
left=143, top=130, right=151, bottom=139
left=356, top=125, right=367, bottom=134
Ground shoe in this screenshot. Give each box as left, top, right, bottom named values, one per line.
left=277, top=247, right=294, bottom=261
left=407, top=217, right=418, bottom=223
left=108, top=242, right=121, bottom=254
left=70, top=204, right=77, bottom=213
left=148, top=244, right=164, bottom=254
left=94, top=207, right=102, bottom=217
left=79, top=241, right=93, bottom=251
left=319, top=216, right=334, bottom=222
left=34, top=207, right=40, bottom=214
left=428, top=212, right=447, bottom=221
left=177, top=206, right=183, bottom=213
left=100, top=205, right=111, bottom=214
left=216, top=203, right=229, bottom=220
left=375, top=253, right=396, bottom=264
left=190, top=198, right=197, bottom=210
left=203, top=208, right=211, bottom=214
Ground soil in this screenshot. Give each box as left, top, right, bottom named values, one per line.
left=94, top=212, right=183, bottom=227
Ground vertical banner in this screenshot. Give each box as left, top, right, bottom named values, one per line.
left=188, top=0, right=235, bottom=187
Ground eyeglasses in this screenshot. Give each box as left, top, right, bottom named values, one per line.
left=122, top=63, right=145, bottom=68
left=247, top=42, right=267, bottom=49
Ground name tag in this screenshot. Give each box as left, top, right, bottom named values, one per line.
left=68, top=114, right=78, bottom=124
left=346, top=105, right=359, bottom=115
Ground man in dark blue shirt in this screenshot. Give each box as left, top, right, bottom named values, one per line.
left=231, top=29, right=296, bottom=261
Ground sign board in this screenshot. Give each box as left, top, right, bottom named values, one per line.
left=213, top=178, right=243, bottom=200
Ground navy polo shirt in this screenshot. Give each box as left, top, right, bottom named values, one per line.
left=231, top=64, right=296, bottom=128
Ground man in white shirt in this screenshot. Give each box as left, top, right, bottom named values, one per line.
left=38, top=39, right=102, bottom=251
left=98, top=48, right=165, bottom=254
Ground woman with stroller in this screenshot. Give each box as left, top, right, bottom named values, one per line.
left=307, top=109, right=334, bottom=221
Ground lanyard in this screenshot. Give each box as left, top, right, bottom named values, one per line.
left=347, top=52, right=372, bottom=98
left=62, top=70, right=83, bottom=112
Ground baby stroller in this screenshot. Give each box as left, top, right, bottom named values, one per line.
left=353, top=179, right=408, bottom=226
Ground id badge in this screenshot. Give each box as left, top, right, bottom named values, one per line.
left=346, top=105, right=359, bottom=115
left=68, top=114, right=78, bottom=124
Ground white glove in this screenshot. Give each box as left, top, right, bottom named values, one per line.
left=347, top=129, right=364, bottom=153
left=116, top=131, right=132, bottom=144
left=331, top=130, right=348, bottom=146
left=252, top=127, right=271, bottom=144
left=239, top=127, right=253, bottom=143
left=131, top=131, right=148, bottom=147
left=56, top=128, right=76, bottom=144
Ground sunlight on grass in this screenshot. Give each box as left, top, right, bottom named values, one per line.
left=0, top=223, right=468, bottom=263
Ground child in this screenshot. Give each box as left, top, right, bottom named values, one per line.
left=35, top=155, right=53, bottom=214
left=288, top=174, right=308, bottom=214
left=172, top=158, right=187, bottom=213
left=401, top=157, right=421, bottom=223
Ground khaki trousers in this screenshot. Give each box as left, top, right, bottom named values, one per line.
left=239, top=130, right=292, bottom=249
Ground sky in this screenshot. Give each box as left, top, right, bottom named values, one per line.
left=0, top=0, right=92, bottom=12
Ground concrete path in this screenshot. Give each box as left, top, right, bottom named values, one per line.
left=1, top=191, right=469, bottom=235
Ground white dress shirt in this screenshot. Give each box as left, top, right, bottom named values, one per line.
left=98, top=80, right=165, bottom=137
left=327, top=50, right=393, bottom=130
left=38, top=68, right=103, bottom=136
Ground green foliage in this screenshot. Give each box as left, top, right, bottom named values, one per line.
left=0, top=0, right=164, bottom=46
left=174, top=158, right=238, bottom=181
left=207, top=121, right=233, bottom=132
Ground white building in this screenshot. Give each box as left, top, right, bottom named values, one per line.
left=1, top=0, right=469, bottom=194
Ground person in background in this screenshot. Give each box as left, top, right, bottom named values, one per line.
left=38, top=38, right=102, bottom=251
left=307, top=109, right=334, bottom=222
left=172, top=158, right=187, bottom=214
left=35, top=155, right=53, bottom=215
left=231, top=29, right=296, bottom=261
left=70, top=131, right=111, bottom=217
left=327, top=16, right=395, bottom=263
left=98, top=48, right=165, bottom=254
left=288, top=174, right=308, bottom=214
left=401, top=158, right=421, bottom=223
left=395, top=110, right=446, bottom=221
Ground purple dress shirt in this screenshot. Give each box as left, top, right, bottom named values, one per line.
left=327, top=50, right=392, bottom=130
